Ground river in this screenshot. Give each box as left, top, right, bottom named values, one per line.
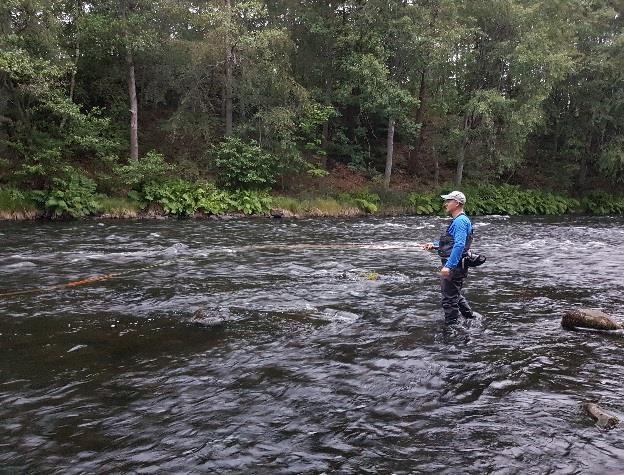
left=1, top=216, right=623, bottom=473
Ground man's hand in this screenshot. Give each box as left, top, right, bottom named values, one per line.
left=440, top=267, right=451, bottom=278
left=423, top=243, right=435, bottom=251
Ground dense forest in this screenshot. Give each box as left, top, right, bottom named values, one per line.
left=1, top=0, right=623, bottom=218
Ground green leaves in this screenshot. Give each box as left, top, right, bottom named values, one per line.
left=212, top=137, right=279, bottom=191
left=407, top=193, right=439, bottom=215
left=116, top=151, right=174, bottom=188
left=37, top=172, right=102, bottom=218
left=462, top=185, right=578, bottom=215
left=337, top=191, right=380, bottom=214
left=139, top=180, right=272, bottom=217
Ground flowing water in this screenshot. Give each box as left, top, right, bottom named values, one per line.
left=1, top=216, right=624, bottom=473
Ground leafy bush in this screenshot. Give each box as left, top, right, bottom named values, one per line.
left=117, top=151, right=174, bottom=188
left=407, top=192, right=440, bottom=215
left=143, top=179, right=204, bottom=216
left=212, top=137, right=279, bottom=191
left=196, top=186, right=232, bottom=215
left=140, top=180, right=272, bottom=217
left=579, top=192, right=624, bottom=215
left=228, top=190, right=273, bottom=215
left=33, top=172, right=102, bottom=218
left=462, top=185, right=578, bottom=215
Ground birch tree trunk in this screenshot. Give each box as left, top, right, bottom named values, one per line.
left=384, top=117, right=395, bottom=190
left=120, top=0, right=138, bottom=161
left=126, top=46, right=139, bottom=161
left=224, top=0, right=233, bottom=136
left=456, top=115, right=469, bottom=186
left=410, top=70, right=427, bottom=171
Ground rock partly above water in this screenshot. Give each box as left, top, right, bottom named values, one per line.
left=561, top=308, right=624, bottom=331
left=585, top=403, right=620, bottom=429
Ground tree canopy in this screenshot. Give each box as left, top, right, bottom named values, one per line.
left=1, top=0, right=623, bottom=194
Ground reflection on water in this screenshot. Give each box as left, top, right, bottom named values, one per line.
left=1, top=216, right=624, bottom=472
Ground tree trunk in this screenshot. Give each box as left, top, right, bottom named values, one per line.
left=384, top=117, right=395, bottom=191
left=224, top=0, right=233, bottom=136
left=120, top=0, right=139, bottom=161
left=410, top=70, right=428, bottom=171
left=321, top=78, right=332, bottom=150
left=456, top=145, right=465, bottom=187
left=456, top=115, right=470, bottom=186
left=433, top=145, right=439, bottom=187
left=0, top=4, right=10, bottom=36
left=61, top=41, right=80, bottom=130
left=126, top=46, right=139, bottom=161
left=69, top=42, right=79, bottom=103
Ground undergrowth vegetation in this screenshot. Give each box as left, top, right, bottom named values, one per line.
left=1, top=180, right=624, bottom=219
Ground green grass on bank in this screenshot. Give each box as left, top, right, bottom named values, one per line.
left=99, top=197, right=142, bottom=218
left=271, top=196, right=362, bottom=216
left=2, top=183, right=624, bottom=219
left=0, top=188, right=40, bottom=219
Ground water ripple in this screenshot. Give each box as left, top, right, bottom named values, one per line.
left=1, top=216, right=623, bottom=472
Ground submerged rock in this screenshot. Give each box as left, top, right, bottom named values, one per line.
left=190, top=307, right=232, bottom=327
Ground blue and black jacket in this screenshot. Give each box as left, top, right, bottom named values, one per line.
left=434, top=214, right=473, bottom=269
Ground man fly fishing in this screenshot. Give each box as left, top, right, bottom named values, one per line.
left=423, top=191, right=480, bottom=324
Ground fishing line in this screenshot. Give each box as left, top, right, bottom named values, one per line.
left=0, top=241, right=434, bottom=299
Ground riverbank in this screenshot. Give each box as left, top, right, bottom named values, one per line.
left=2, top=184, right=624, bottom=221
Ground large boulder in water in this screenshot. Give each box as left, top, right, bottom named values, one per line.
left=190, top=307, right=232, bottom=327
left=561, top=308, right=623, bottom=331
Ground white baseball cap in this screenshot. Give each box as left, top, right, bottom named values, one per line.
left=440, top=191, right=466, bottom=204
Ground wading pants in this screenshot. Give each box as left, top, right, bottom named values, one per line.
left=441, top=267, right=473, bottom=324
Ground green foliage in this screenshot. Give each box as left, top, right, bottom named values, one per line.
left=462, top=185, right=578, bottom=216
left=1, top=47, right=122, bottom=187
left=143, top=180, right=207, bottom=216
left=0, top=187, right=38, bottom=213
left=212, top=138, right=279, bottom=191
left=116, top=152, right=174, bottom=188
left=407, top=193, right=440, bottom=215
left=99, top=197, right=141, bottom=216
left=1, top=0, right=624, bottom=201
left=228, top=190, right=273, bottom=215
left=306, top=166, right=329, bottom=178
left=579, top=193, right=624, bottom=215
left=598, top=139, right=624, bottom=182
left=140, top=180, right=272, bottom=216
left=405, top=186, right=583, bottom=216
left=34, top=173, right=102, bottom=218
left=337, top=191, right=380, bottom=213
left=299, top=104, right=336, bottom=155
left=271, top=195, right=359, bottom=215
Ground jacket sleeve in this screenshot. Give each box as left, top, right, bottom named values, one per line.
left=444, top=219, right=470, bottom=268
